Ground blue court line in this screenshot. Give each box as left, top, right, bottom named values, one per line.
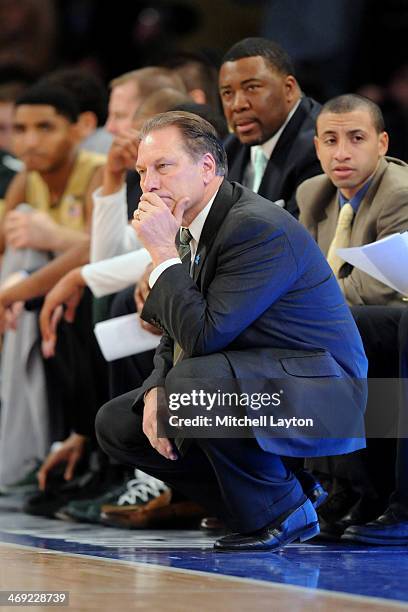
left=0, top=527, right=407, bottom=604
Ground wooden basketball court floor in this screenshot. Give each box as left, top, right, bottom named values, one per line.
left=0, top=494, right=407, bottom=611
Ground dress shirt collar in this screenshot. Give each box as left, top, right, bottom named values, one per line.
left=250, top=98, right=302, bottom=163
left=338, top=178, right=372, bottom=213
left=181, top=189, right=219, bottom=246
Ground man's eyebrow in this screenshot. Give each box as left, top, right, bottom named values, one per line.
left=320, top=128, right=368, bottom=136
left=220, top=78, right=263, bottom=90
left=241, top=78, right=263, bottom=85
left=347, top=128, right=367, bottom=135
left=136, top=156, right=172, bottom=169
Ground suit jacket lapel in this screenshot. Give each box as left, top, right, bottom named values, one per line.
left=318, top=192, right=340, bottom=255
left=351, top=158, right=388, bottom=245
left=258, top=98, right=310, bottom=199
left=227, top=145, right=250, bottom=183
left=192, top=180, right=235, bottom=283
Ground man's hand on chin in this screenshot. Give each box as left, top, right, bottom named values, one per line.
left=143, top=387, right=178, bottom=461
left=132, top=193, right=189, bottom=267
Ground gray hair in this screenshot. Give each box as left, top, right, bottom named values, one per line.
left=139, top=110, right=228, bottom=176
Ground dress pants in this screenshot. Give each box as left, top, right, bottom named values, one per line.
left=309, top=306, right=402, bottom=504
left=389, top=307, right=408, bottom=514
left=350, top=305, right=402, bottom=502
left=45, top=288, right=109, bottom=440
left=96, top=352, right=305, bottom=533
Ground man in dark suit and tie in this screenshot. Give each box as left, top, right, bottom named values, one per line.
left=95, top=111, right=367, bottom=552
left=219, top=37, right=322, bottom=218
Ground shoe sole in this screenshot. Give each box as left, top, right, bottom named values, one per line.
left=100, top=501, right=205, bottom=529
left=55, top=511, right=101, bottom=524
left=341, top=532, right=408, bottom=546
left=0, top=485, right=39, bottom=495
left=214, top=522, right=320, bottom=552
left=54, top=511, right=78, bottom=522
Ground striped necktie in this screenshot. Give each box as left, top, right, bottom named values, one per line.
left=327, top=203, right=355, bottom=278
left=173, top=228, right=194, bottom=364
left=178, top=227, right=193, bottom=261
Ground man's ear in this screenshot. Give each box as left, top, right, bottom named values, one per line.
left=202, top=152, right=217, bottom=183
left=76, top=111, right=98, bottom=141
left=314, top=135, right=321, bottom=161
left=284, top=75, right=298, bottom=103
left=378, top=131, right=389, bottom=157
left=67, top=120, right=83, bottom=145
left=189, top=89, right=207, bottom=104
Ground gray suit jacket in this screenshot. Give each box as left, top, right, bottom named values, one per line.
left=297, top=157, right=408, bottom=306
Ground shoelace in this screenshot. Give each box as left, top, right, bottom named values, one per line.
left=117, top=471, right=168, bottom=506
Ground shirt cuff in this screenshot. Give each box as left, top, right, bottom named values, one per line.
left=149, top=258, right=182, bottom=288
left=92, top=184, right=126, bottom=206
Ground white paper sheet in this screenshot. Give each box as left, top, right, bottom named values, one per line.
left=337, top=232, right=408, bottom=295
left=94, top=313, right=161, bottom=361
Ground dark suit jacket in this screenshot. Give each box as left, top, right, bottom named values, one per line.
left=138, top=180, right=367, bottom=457
left=297, top=157, right=408, bottom=306
left=224, top=97, right=322, bottom=217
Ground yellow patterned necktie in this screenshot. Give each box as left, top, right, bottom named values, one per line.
left=327, top=203, right=355, bottom=278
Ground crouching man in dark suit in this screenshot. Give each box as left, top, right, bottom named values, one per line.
left=95, top=111, right=368, bottom=552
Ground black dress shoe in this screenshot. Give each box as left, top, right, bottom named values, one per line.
left=23, top=466, right=125, bottom=518
left=201, top=481, right=326, bottom=534
left=342, top=507, right=408, bottom=545
left=306, top=483, right=328, bottom=510
left=202, top=478, right=326, bottom=534
left=318, top=487, right=359, bottom=524
left=295, top=469, right=328, bottom=510
left=214, top=498, right=319, bottom=552
left=317, top=496, right=385, bottom=542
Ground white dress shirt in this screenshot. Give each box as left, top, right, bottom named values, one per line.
left=82, top=248, right=152, bottom=297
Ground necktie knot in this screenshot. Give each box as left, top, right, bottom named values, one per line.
left=178, top=228, right=193, bottom=260
left=337, top=202, right=354, bottom=228
left=180, top=227, right=193, bottom=246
